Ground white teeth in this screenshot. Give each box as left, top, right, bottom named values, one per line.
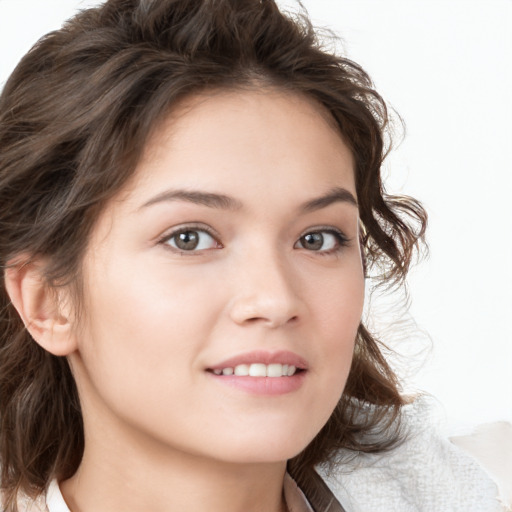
left=249, top=363, right=267, bottom=377
left=267, top=363, right=283, bottom=377
left=213, top=363, right=299, bottom=377
left=234, top=364, right=249, bottom=376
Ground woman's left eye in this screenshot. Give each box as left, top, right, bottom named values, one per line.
left=294, top=230, right=347, bottom=253
left=162, top=228, right=220, bottom=252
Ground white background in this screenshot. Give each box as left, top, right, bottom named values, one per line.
left=1, top=0, right=510, bottom=434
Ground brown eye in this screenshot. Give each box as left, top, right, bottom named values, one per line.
left=175, top=231, right=199, bottom=250
left=295, top=230, right=346, bottom=252
left=165, top=229, right=219, bottom=251
left=300, top=232, right=324, bottom=251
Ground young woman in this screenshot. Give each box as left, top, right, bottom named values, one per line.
left=0, top=1, right=506, bottom=511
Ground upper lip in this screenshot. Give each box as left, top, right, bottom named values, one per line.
left=207, top=350, right=308, bottom=371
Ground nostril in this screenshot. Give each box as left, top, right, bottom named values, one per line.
left=284, top=315, right=299, bottom=326
left=228, top=292, right=302, bottom=327
left=244, top=315, right=299, bottom=327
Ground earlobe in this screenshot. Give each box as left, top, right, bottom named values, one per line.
left=4, top=258, right=77, bottom=356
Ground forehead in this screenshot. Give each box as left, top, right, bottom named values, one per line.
left=148, top=87, right=344, bottom=148
left=115, top=88, right=355, bottom=210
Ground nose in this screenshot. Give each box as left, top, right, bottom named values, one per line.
left=228, top=249, right=303, bottom=328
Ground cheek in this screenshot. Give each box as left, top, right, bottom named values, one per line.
left=73, top=267, right=222, bottom=446
left=309, top=259, right=364, bottom=336
left=309, top=264, right=364, bottom=379
left=76, top=260, right=221, bottom=396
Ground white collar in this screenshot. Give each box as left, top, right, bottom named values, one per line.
left=45, top=480, right=69, bottom=512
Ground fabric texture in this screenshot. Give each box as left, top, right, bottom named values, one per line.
left=318, top=398, right=506, bottom=512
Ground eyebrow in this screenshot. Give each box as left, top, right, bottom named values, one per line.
left=141, top=189, right=243, bottom=210
left=140, top=186, right=357, bottom=212
left=300, top=186, right=358, bottom=212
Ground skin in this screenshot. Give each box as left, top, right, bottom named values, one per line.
left=23, top=90, right=365, bottom=511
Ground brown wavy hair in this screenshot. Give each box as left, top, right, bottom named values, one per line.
left=0, top=0, right=426, bottom=508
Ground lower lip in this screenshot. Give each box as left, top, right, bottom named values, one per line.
left=207, top=372, right=306, bottom=395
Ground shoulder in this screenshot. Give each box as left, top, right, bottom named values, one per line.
left=318, top=397, right=510, bottom=512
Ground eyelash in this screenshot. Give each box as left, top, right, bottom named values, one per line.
left=158, top=224, right=221, bottom=254
left=295, top=227, right=350, bottom=256
left=158, top=224, right=350, bottom=255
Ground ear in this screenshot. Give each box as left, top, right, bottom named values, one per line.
left=4, top=258, right=78, bottom=356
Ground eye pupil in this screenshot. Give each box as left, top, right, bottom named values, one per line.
left=302, top=232, right=324, bottom=250
left=175, top=231, right=199, bottom=250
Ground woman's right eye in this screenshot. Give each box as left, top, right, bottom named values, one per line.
left=162, top=228, right=221, bottom=252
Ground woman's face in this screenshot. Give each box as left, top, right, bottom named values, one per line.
left=70, top=89, right=364, bottom=464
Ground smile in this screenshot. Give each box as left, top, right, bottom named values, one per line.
left=206, top=350, right=308, bottom=394
left=211, top=363, right=298, bottom=377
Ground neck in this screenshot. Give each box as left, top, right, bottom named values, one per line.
left=60, top=424, right=288, bottom=512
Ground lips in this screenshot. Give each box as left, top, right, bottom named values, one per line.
left=206, top=350, right=308, bottom=395
left=206, top=350, right=308, bottom=377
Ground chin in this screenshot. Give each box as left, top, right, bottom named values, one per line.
left=207, top=427, right=320, bottom=465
